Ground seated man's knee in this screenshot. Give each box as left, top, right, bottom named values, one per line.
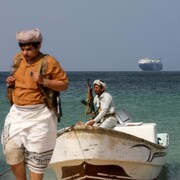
left=100, top=118, right=117, bottom=129
left=4, top=138, right=24, bottom=165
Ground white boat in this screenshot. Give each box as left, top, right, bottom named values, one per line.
left=138, top=58, right=163, bottom=71
left=48, top=110, right=169, bottom=180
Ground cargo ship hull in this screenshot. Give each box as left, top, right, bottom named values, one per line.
left=138, top=58, right=163, bottom=71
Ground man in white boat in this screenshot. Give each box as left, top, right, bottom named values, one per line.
left=1, top=29, right=68, bottom=180
left=86, top=79, right=118, bottom=128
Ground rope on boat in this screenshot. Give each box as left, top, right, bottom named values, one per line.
left=57, top=123, right=87, bottom=159
left=0, top=168, right=11, bottom=177
left=74, top=127, right=87, bottom=160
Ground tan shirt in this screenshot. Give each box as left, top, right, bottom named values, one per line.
left=12, top=52, right=68, bottom=105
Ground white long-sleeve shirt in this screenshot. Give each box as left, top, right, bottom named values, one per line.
left=93, top=92, right=116, bottom=123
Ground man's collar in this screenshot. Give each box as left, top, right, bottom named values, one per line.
left=98, top=91, right=105, bottom=98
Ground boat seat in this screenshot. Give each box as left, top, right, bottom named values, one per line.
left=114, top=123, right=157, bottom=143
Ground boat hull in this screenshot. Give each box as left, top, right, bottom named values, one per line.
left=138, top=63, right=163, bottom=71
left=49, top=125, right=168, bottom=180
left=138, top=58, right=163, bottom=71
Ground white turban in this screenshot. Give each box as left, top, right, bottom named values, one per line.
left=93, top=79, right=106, bottom=89
left=16, top=28, right=42, bottom=43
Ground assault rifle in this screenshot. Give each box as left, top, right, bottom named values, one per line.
left=81, top=79, right=97, bottom=119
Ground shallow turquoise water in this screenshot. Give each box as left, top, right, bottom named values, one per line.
left=0, top=71, right=179, bottom=179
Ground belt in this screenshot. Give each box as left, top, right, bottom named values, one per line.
left=104, top=113, right=116, bottom=118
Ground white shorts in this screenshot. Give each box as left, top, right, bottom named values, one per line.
left=2, top=104, right=57, bottom=174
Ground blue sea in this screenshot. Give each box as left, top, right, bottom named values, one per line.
left=0, top=71, right=180, bottom=179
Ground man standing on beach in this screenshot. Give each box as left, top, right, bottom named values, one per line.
left=1, top=28, right=68, bottom=180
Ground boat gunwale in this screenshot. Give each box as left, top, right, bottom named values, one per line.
left=57, top=125, right=168, bottom=150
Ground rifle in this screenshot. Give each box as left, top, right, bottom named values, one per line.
left=38, top=86, right=62, bottom=122
left=81, top=79, right=97, bottom=119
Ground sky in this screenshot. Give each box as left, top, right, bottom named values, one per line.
left=0, top=0, right=180, bottom=71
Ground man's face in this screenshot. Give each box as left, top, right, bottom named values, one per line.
left=93, top=84, right=104, bottom=96
left=20, top=44, right=40, bottom=61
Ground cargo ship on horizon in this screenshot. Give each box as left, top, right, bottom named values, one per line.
left=138, top=58, right=163, bottom=71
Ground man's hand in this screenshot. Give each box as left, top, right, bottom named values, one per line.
left=86, top=120, right=96, bottom=126
left=6, top=76, right=15, bottom=87
left=30, top=71, right=44, bottom=85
